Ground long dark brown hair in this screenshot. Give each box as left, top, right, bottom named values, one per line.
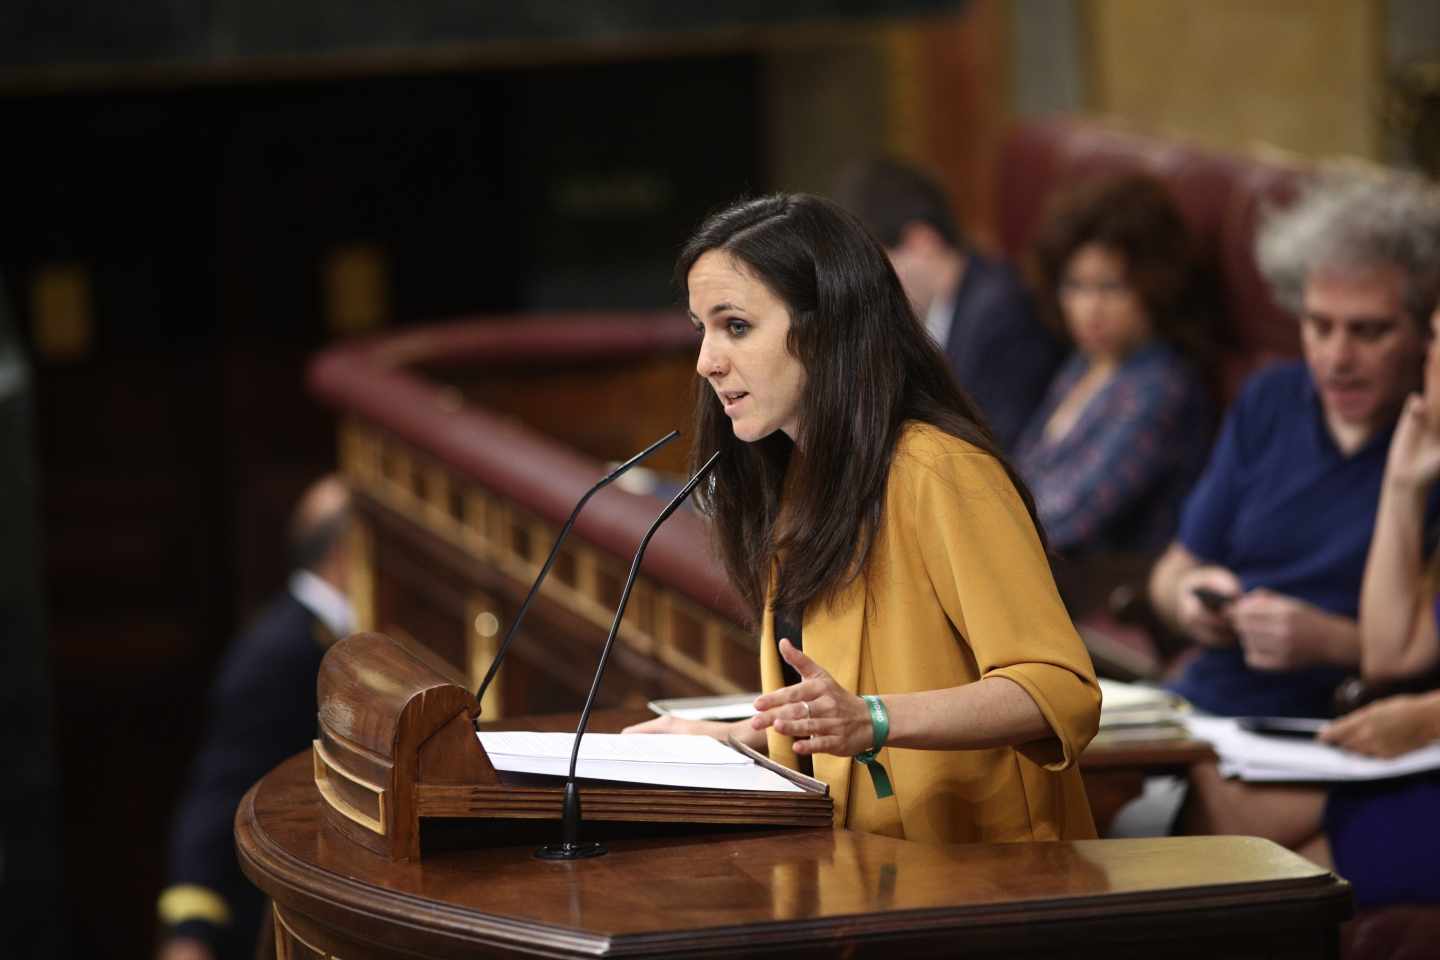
left=676, top=193, right=1044, bottom=622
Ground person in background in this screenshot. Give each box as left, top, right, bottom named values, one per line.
left=1015, top=173, right=1213, bottom=555
left=1142, top=175, right=1440, bottom=848
left=1171, top=301, right=1440, bottom=909
left=156, top=476, right=354, bottom=960
left=1151, top=175, right=1440, bottom=723
left=1314, top=301, right=1440, bottom=908
left=832, top=157, right=1063, bottom=451
left=627, top=193, right=1099, bottom=844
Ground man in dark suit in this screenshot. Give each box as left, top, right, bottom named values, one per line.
left=156, top=476, right=353, bottom=960
left=834, top=158, right=1064, bottom=451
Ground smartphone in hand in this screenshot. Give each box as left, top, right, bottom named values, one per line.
left=1237, top=716, right=1327, bottom=740
left=1192, top=586, right=1238, bottom=613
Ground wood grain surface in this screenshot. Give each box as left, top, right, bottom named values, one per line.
left=238, top=749, right=1349, bottom=959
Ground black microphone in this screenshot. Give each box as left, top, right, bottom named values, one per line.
left=473, top=430, right=679, bottom=704
left=535, top=449, right=723, bottom=861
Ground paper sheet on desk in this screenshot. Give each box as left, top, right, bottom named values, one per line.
left=647, top=694, right=759, bottom=720
left=1097, top=678, right=1188, bottom=729
left=481, top=732, right=746, bottom=764
left=1185, top=716, right=1440, bottom=782
left=477, top=731, right=806, bottom=792
left=1098, top=678, right=1184, bottom=713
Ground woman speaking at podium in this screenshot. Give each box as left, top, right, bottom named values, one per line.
left=628, top=194, right=1101, bottom=843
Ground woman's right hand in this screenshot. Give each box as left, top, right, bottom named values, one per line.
left=1175, top=565, right=1243, bottom=647
left=1384, top=394, right=1440, bottom=492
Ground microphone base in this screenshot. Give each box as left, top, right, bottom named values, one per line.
left=534, top=840, right=607, bottom=861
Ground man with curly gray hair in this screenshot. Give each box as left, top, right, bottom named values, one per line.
left=1142, top=173, right=1440, bottom=840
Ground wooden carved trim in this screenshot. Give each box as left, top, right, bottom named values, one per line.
left=312, top=739, right=387, bottom=836
left=346, top=517, right=376, bottom=635
left=273, top=903, right=334, bottom=959
left=346, top=420, right=766, bottom=694
left=467, top=594, right=503, bottom=720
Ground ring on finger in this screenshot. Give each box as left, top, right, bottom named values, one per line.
left=802, top=700, right=812, bottom=720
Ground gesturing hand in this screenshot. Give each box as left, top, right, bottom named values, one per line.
left=750, top=638, right=875, bottom=757
left=1385, top=393, right=1440, bottom=491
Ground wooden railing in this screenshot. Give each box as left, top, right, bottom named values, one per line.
left=309, top=313, right=757, bottom=719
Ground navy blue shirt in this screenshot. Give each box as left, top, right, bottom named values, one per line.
left=1168, top=360, right=1436, bottom=717
left=945, top=252, right=1064, bottom=453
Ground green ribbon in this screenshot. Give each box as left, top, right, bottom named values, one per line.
left=854, top=695, right=893, bottom=799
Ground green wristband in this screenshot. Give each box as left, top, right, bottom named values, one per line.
left=854, top=695, right=893, bottom=799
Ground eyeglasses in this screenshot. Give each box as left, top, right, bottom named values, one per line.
left=1059, top=278, right=1132, bottom=298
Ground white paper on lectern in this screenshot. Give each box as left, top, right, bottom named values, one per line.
left=1185, top=715, right=1440, bottom=782
left=477, top=731, right=806, bottom=792
left=648, top=694, right=759, bottom=721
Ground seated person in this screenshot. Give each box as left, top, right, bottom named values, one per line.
left=1180, top=292, right=1440, bottom=910
left=832, top=157, right=1063, bottom=451
left=1014, top=173, right=1213, bottom=555
left=156, top=477, right=354, bottom=960
left=1150, top=174, right=1440, bottom=720
left=1319, top=303, right=1440, bottom=909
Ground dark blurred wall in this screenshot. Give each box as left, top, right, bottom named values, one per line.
left=1, top=2, right=964, bottom=69
left=0, top=283, right=63, bottom=958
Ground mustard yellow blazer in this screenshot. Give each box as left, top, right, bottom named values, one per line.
left=761, top=423, right=1100, bottom=843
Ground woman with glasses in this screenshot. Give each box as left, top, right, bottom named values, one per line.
left=1014, top=174, right=1214, bottom=557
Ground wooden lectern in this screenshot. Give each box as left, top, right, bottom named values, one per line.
left=246, top=623, right=1349, bottom=958
left=311, top=631, right=831, bottom=861
left=244, top=737, right=1351, bottom=959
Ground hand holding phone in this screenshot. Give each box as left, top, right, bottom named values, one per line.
left=1192, top=586, right=1238, bottom=612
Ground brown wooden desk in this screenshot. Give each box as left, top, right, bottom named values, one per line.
left=1081, top=729, right=1217, bottom=834
left=239, top=748, right=1347, bottom=959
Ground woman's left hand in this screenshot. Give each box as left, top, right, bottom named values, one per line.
left=1319, top=695, right=1435, bottom=758
left=750, top=638, right=876, bottom=756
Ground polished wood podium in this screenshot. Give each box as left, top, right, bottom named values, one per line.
left=239, top=751, right=1349, bottom=959
left=262, top=632, right=1308, bottom=958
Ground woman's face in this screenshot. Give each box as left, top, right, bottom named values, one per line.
left=688, top=250, right=807, bottom=445
left=1059, top=243, right=1153, bottom=362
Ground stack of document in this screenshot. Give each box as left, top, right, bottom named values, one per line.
left=1185, top=715, right=1440, bottom=782
left=1096, top=678, right=1189, bottom=740
left=477, top=731, right=805, bottom=792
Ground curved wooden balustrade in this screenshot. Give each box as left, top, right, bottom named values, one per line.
left=308, top=313, right=756, bottom=719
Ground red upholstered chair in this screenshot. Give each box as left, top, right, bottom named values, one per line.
left=1213, top=160, right=1307, bottom=401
